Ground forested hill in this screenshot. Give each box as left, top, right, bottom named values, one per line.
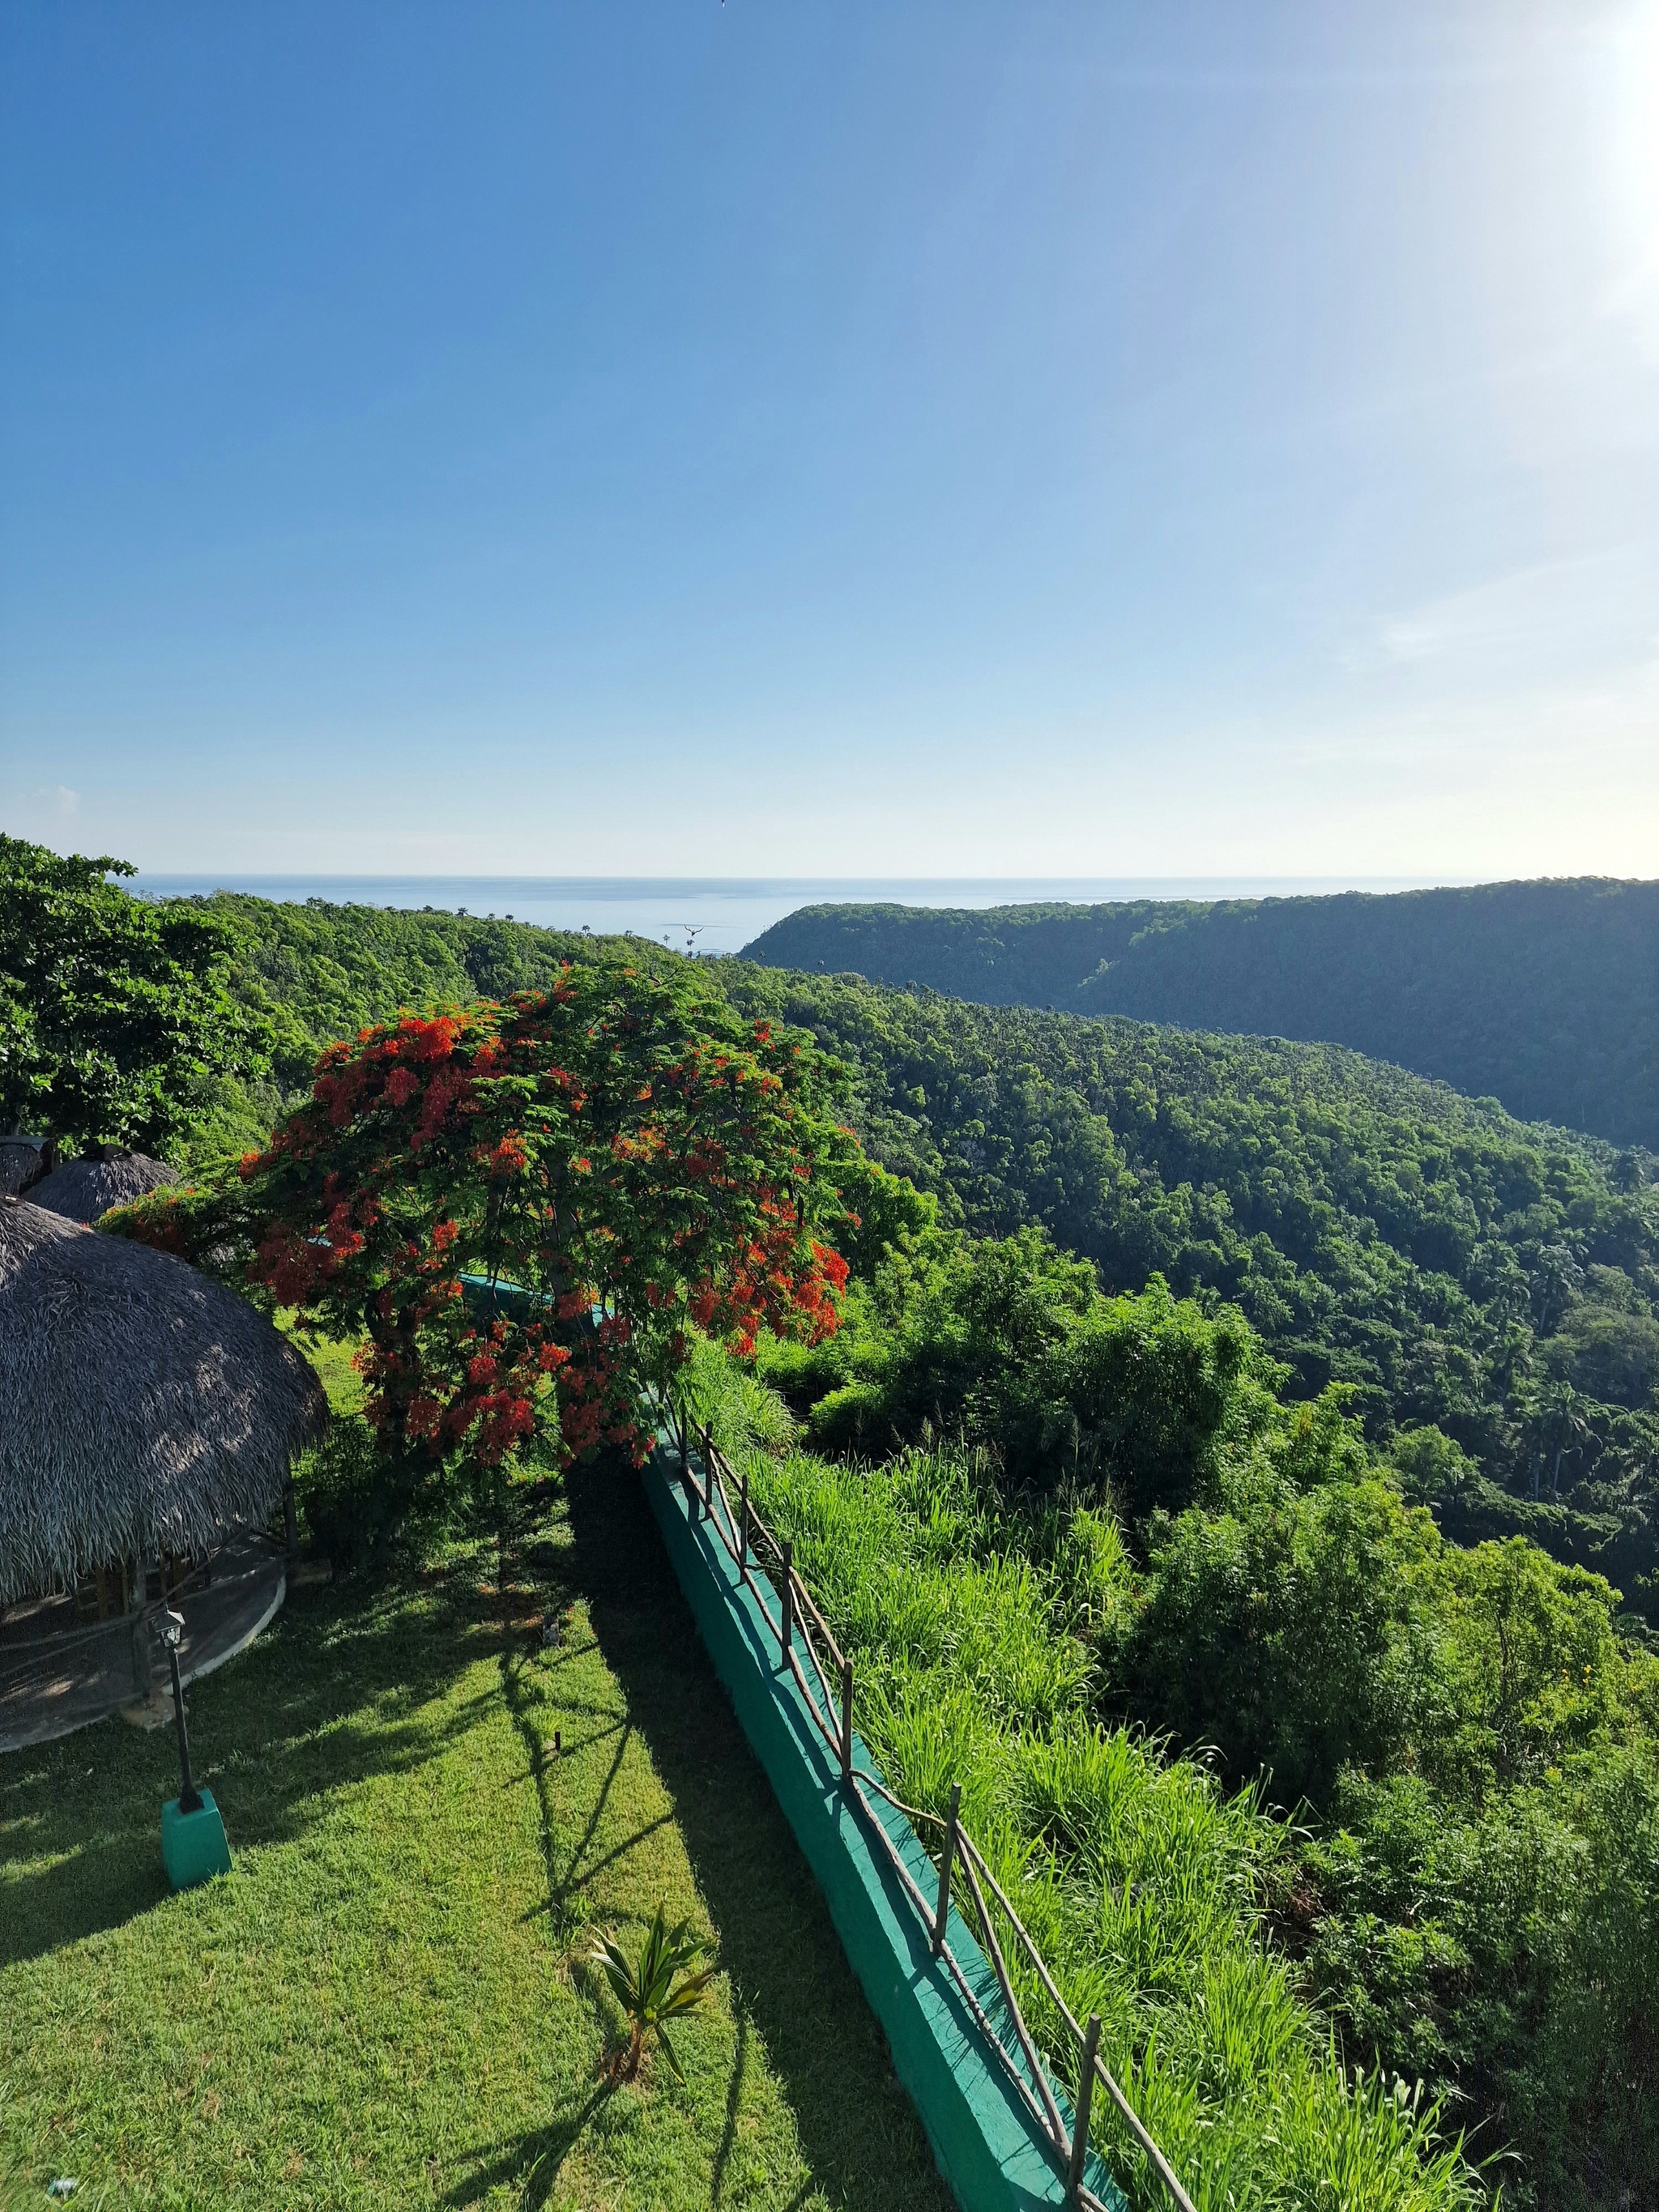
left=741, top=878, right=1659, bottom=1150
left=722, top=964, right=1659, bottom=1606
left=174, top=891, right=611, bottom=1150
left=200, top=891, right=596, bottom=1089
left=173, top=888, right=1659, bottom=1605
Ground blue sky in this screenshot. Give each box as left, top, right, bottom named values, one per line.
left=2, top=2, right=1655, bottom=877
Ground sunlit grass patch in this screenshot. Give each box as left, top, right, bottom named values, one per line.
left=0, top=1461, right=947, bottom=2211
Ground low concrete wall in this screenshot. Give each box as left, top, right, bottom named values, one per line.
left=644, top=1446, right=1121, bottom=2212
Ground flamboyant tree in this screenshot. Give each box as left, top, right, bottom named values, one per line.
left=133, top=960, right=860, bottom=1479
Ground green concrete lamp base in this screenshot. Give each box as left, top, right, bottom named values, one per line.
left=161, top=1789, right=232, bottom=1890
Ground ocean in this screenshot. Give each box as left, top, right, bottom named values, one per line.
left=130, top=874, right=1451, bottom=958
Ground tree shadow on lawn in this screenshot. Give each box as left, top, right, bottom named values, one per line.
left=443, top=2017, right=818, bottom=2212
left=557, top=1452, right=953, bottom=2212
left=0, top=1544, right=510, bottom=1969
left=440, top=2078, right=618, bottom=2211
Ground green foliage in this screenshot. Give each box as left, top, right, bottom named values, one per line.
left=1304, top=1757, right=1659, bottom=2204
left=743, top=880, right=1659, bottom=1149
left=714, top=1402, right=1482, bottom=2210
left=757, top=1225, right=1270, bottom=1516
left=721, top=961, right=1659, bottom=1605
left=1132, top=1477, right=1442, bottom=1809
left=1391, top=1424, right=1481, bottom=1507
left=1146, top=1498, right=1659, bottom=2189
left=100, top=1173, right=270, bottom=1272
left=590, top=1901, right=718, bottom=2083
left=730, top=1227, right=1659, bottom=2201
left=1422, top=1537, right=1659, bottom=1794
left=292, top=1412, right=423, bottom=1573
left=1542, top=1300, right=1659, bottom=1408
left=181, top=889, right=679, bottom=1138
left=0, top=835, right=269, bottom=1157
left=117, top=889, right=673, bottom=1169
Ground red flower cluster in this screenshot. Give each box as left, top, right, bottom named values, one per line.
left=233, top=962, right=859, bottom=1486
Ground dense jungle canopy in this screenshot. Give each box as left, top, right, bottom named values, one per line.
left=718, top=965, right=1659, bottom=1611
left=76, top=883, right=1643, bottom=1615
left=742, top=879, right=1659, bottom=1150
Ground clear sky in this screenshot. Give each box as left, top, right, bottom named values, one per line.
left=2, top=2, right=1655, bottom=879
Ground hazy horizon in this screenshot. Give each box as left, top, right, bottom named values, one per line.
left=131, top=869, right=1487, bottom=952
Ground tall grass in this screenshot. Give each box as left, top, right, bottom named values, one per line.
left=697, top=1355, right=1486, bottom=2211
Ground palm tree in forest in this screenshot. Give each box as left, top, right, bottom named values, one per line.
left=1539, top=1380, right=1591, bottom=1505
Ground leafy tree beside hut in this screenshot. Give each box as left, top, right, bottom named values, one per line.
left=110, top=962, right=867, bottom=1535
left=0, top=833, right=270, bottom=1166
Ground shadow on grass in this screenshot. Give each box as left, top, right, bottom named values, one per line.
left=710, top=2006, right=749, bottom=2209
left=5, top=1464, right=949, bottom=2207
left=0, top=1545, right=505, bottom=1969
left=438, top=2078, right=618, bottom=2210
left=558, top=1452, right=953, bottom=2212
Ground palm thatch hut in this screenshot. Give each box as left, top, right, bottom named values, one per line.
left=0, top=1134, right=47, bottom=1198
left=0, top=1197, right=327, bottom=1747
left=0, top=1196, right=324, bottom=1605
left=28, top=1149, right=178, bottom=1225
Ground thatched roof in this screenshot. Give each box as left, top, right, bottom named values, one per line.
left=0, top=1198, right=326, bottom=1605
left=28, top=1151, right=179, bottom=1225
left=0, top=1137, right=46, bottom=1199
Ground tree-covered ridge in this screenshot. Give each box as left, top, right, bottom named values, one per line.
left=99, top=880, right=1659, bottom=1600
left=194, top=892, right=602, bottom=1091
left=156, top=891, right=688, bottom=1165
left=719, top=965, right=1659, bottom=1608
left=741, top=879, right=1659, bottom=1151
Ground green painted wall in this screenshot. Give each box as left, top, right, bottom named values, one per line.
left=644, top=1447, right=1122, bottom=2212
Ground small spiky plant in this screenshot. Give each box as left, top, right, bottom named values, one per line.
left=590, top=1901, right=715, bottom=2084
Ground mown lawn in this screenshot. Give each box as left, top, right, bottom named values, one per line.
left=0, top=1457, right=948, bottom=2211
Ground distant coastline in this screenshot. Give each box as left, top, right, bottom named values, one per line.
left=133, top=872, right=1467, bottom=952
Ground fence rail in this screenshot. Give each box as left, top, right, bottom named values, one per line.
left=661, top=1409, right=1195, bottom=2212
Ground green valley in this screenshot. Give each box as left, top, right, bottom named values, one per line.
left=9, top=847, right=1659, bottom=2208
left=719, top=964, right=1659, bottom=1614
left=741, top=881, right=1659, bottom=1153
left=79, top=872, right=1659, bottom=1612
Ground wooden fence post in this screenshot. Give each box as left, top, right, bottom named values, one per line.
left=283, top=1476, right=300, bottom=1571
left=932, top=1783, right=961, bottom=1955
left=779, top=1540, right=793, bottom=1657
left=679, top=1413, right=697, bottom=1518
left=737, top=1466, right=748, bottom=1566
left=839, top=1657, right=855, bottom=1782
left=1067, top=2014, right=1101, bottom=2203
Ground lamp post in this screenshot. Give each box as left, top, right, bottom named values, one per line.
left=156, top=1605, right=232, bottom=1890
left=160, top=1609, right=202, bottom=1814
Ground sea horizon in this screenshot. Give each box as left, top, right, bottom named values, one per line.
left=132, top=872, right=1475, bottom=954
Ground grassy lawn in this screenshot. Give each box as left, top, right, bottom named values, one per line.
left=0, top=1455, right=949, bottom=2211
